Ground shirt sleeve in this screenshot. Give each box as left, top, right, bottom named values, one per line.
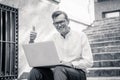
left=71, top=32, right=93, bottom=69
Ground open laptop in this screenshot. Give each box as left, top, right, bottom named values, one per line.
left=22, top=41, right=61, bottom=67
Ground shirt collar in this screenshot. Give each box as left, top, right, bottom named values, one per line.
left=60, top=30, right=72, bottom=39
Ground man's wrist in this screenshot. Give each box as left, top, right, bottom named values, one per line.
left=29, top=39, right=34, bottom=43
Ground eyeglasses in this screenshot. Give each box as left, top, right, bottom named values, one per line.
left=53, top=20, right=66, bottom=26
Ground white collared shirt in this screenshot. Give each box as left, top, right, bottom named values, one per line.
left=51, top=30, right=93, bottom=72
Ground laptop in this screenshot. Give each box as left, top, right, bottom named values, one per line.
left=22, top=41, right=61, bottom=67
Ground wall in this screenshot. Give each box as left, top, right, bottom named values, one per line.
left=94, top=0, right=120, bottom=20
left=0, top=0, right=58, bottom=77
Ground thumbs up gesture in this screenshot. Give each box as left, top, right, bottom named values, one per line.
left=29, top=26, right=37, bottom=43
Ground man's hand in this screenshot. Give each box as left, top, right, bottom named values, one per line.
left=61, top=62, right=73, bottom=67
left=29, top=26, right=37, bottom=43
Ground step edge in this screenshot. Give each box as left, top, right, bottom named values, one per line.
left=87, top=67, right=120, bottom=70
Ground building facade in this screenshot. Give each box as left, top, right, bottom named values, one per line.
left=95, top=0, right=120, bottom=20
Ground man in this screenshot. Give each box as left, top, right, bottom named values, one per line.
left=28, top=11, right=93, bottom=80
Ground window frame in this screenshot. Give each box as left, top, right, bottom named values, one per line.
left=102, top=10, right=120, bottom=18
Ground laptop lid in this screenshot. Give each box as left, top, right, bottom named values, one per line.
left=22, top=41, right=60, bottom=67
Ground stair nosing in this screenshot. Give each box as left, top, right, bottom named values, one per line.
left=91, top=45, right=120, bottom=49
left=85, top=24, right=120, bottom=32
left=93, top=52, right=120, bottom=55
left=94, top=59, right=120, bottom=62
left=87, top=67, right=120, bottom=70
left=90, top=40, right=120, bottom=44
left=89, top=36, right=120, bottom=41
left=87, top=77, right=120, bottom=79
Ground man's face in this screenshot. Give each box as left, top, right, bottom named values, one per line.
left=53, top=14, right=69, bottom=34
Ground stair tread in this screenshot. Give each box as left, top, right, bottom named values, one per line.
left=87, top=77, right=120, bottom=80
left=93, top=52, right=120, bottom=55
left=91, top=45, right=120, bottom=48
left=86, top=28, right=120, bottom=34
left=89, top=36, right=120, bottom=42
left=88, top=67, right=120, bottom=70
left=88, top=33, right=120, bottom=39
left=94, top=59, right=120, bottom=62
left=90, top=40, right=120, bottom=44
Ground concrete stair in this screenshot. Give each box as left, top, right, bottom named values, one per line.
left=84, top=17, right=120, bottom=80
left=87, top=67, right=120, bottom=77
left=87, top=77, right=120, bottom=80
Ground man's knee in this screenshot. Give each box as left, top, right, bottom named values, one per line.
left=78, top=70, right=86, bottom=80
left=28, top=68, right=42, bottom=80
left=53, top=66, right=66, bottom=73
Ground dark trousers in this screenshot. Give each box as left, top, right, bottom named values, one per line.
left=28, top=66, right=86, bottom=80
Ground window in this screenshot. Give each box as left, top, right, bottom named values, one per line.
left=103, top=11, right=120, bottom=18
left=105, top=12, right=119, bottom=18
left=0, top=3, right=18, bottom=80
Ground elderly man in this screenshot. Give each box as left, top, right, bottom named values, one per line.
left=28, top=11, right=93, bottom=80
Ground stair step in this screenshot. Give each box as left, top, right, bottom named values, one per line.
left=90, top=40, right=120, bottom=48
left=93, top=52, right=120, bottom=60
left=92, top=46, right=120, bottom=53
left=87, top=21, right=120, bottom=28
left=87, top=77, right=120, bottom=80
left=92, top=51, right=120, bottom=55
left=93, top=17, right=120, bottom=26
left=88, top=67, right=120, bottom=70
left=91, top=45, right=120, bottom=49
left=87, top=67, right=120, bottom=77
left=86, top=27, right=120, bottom=34
left=85, top=27, right=120, bottom=35
left=89, top=36, right=120, bottom=42
left=88, top=32, right=120, bottom=40
left=85, top=23, right=120, bottom=33
left=93, top=60, right=120, bottom=67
